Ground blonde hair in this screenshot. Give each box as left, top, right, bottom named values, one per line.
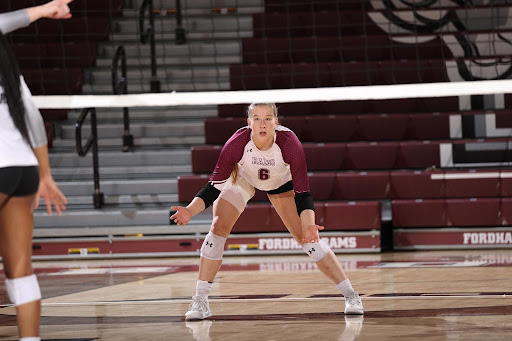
left=246, top=103, right=278, bottom=118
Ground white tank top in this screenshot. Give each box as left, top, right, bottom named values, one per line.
left=238, top=132, right=292, bottom=191
left=0, top=87, right=38, bottom=168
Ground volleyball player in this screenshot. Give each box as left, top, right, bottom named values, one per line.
left=1, top=2, right=71, bottom=340
left=171, top=103, right=364, bottom=320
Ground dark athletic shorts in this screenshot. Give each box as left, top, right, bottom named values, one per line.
left=0, top=166, right=39, bottom=196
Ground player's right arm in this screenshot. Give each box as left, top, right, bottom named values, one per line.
left=170, top=127, right=250, bottom=226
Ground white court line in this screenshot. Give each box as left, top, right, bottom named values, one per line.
left=7, top=295, right=503, bottom=307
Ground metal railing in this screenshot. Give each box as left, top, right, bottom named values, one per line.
left=175, top=0, right=186, bottom=44
left=112, top=46, right=134, bottom=152
left=75, top=108, right=104, bottom=209
left=139, top=0, right=160, bottom=92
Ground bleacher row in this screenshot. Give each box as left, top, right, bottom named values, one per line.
left=3, top=1, right=121, bottom=97
left=179, top=0, right=512, bottom=249
left=2, top=1, right=124, bottom=147
left=205, top=110, right=512, bottom=143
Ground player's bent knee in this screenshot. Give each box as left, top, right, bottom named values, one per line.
left=302, top=239, right=330, bottom=262
left=5, top=274, right=41, bottom=306
left=200, top=231, right=227, bottom=261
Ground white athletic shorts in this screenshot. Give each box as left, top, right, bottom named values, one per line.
left=218, top=175, right=255, bottom=213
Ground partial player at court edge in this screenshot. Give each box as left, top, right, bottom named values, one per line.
left=170, top=103, right=364, bottom=320
left=0, top=1, right=72, bottom=340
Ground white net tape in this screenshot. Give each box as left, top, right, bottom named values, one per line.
left=33, top=79, right=512, bottom=109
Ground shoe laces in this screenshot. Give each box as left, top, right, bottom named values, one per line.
left=190, top=296, right=209, bottom=312
left=346, top=293, right=361, bottom=306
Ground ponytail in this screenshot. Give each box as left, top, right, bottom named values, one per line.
left=0, top=31, right=30, bottom=145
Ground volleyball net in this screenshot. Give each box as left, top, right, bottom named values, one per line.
left=4, top=0, right=512, bottom=96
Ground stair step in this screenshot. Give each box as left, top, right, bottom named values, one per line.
left=96, top=55, right=240, bottom=67
left=52, top=136, right=204, bottom=153
left=61, top=121, right=204, bottom=139
left=33, top=223, right=211, bottom=238
left=82, top=81, right=230, bottom=94
left=99, top=40, right=241, bottom=58
left=126, top=0, right=263, bottom=12
left=87, top=66, right=229, bottom=83
left=34, top=194, right=180, bottom=212
left=51, top=164, right=190, bottom=180
left=49, top=150, right=190, bottom=167
left=53, top=179, right=177, bottom=196
left=66, top=106, right=217, bottom=121
left=34, top=207, right=211, bottom=227
left=115, top=16, right=253, bottom=34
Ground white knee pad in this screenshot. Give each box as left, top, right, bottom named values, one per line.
left=200, top=232, right=227, bottom=260
left=5, top=274, right=41, bottom=306
left=302, top=239, right=331, bottom=262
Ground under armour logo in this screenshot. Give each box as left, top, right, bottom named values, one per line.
left=247, top=148, right=252, bottom=152
left=206, top=242, right=213, bottom=247
left=308, top=248, right=315, bottom=254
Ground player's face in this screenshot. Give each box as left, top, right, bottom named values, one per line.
left=248, top=105, right=278, bottom=142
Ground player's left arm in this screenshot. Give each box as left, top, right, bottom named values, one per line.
left=280, top=132, right=324, bottom=242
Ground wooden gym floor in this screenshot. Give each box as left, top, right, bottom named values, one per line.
left=1, top=249, right=511, bottom=340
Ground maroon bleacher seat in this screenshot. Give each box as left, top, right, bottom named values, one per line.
left=324, top=201, right=381, bottom=230
left=409, top=113, right=450, bottom=140
left=444, top=170, right=501, bottom=198
left=397, top=140, right=442, bottom=169
left=23, top=68, right=83, bottom=95
left=345, top=142, right=399, bottom=170
left=191, top=146, right=221, bottom=173
left=279, top=116, right=309, bottom=140
left=357, top=114, right=409, bottom=141
left=334, top=171, right=390, bottom=199
left=204, top=118, right=246, bottom=144
left=9, top=17, right=111, bottom=42
left=501, top=170, right=512, bottom=196
left=392, top=199, right=447, bottom=227
left=308, top=115, right=357, bottom=142
left=264, top=0, right=371, bottom=12
left=390, top=171, right=445, bottom=199
left=233, top=204, right=272, bottom=232
left=177, top=175, right=209, bottom=203
left=308, top=172, right=336, bottom=200
left=40, top=109, right=69, bottom=122
left=13, top=42, right=98, bottom=69
left=218, top=98, right=459, bottom=117
left=303, top=143, right=345, bottom=170
left=501, top=198, right=512, bottom=225
left=446, top=198, right=501, bottom=227
left=0, top=0, right=124, bottom=16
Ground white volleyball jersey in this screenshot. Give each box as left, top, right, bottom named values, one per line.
left=238, top=133, right=293, bottom=191
left=209, top=125, right=310, bottom=194
left=0, top=80, right=38, bottom=168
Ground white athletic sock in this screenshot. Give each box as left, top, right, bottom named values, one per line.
left=20, top=337, right=41, bottom=341
left=336, top=278, right=355, bottom=297
left=196, top=280, right=213, bottom=299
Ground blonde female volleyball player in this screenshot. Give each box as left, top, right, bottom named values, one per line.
left=171, top=103, right=364, bottom=320
left=0, top=2, right=71, bottom=340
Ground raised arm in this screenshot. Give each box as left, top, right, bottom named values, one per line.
left=0, top=0, right=72, bottom=34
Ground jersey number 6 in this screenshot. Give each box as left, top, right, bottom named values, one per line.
left=258, top=168, right=270, bottom=180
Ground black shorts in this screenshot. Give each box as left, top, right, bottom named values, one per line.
left=0, top=166, right=39, bottom=197
left=266, top=180, right=294, bottom=195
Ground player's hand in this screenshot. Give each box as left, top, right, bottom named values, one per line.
left=170, top=206, right=192, bottom=226
left=41, top=0, right=73, bottom=20
left=302, top=224, right=325, bottom=243
left=35, top=175, right=68, bottom=216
